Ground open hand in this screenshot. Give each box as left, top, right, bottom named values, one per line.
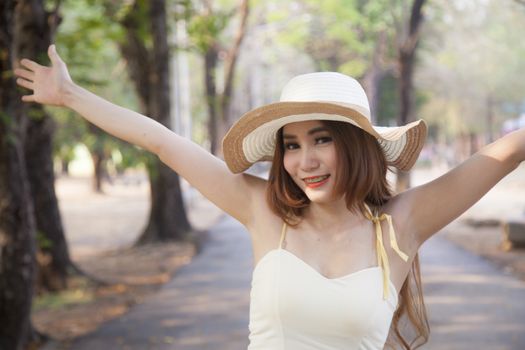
left=14, top=44, right=74, bottom=107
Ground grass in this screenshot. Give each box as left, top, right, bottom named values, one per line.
left=33, top=277, right=94, bottom=311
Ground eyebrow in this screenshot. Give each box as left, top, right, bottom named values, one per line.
left=282, top=126, right=329, bottom=139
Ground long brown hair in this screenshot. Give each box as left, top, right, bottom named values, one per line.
left=266, top=120, right=430, bottom=349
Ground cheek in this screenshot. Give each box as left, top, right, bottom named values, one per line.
left=329, top=151, right=338, bottom=170
left=326, top=145, right=338, bottom=170
left=283, top=152, right=297, bottom=176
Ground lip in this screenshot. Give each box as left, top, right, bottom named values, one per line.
left=302, top=174, right=330, bottom=189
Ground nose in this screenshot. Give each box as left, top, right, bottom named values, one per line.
left=299, top=147, right=320, bottom=172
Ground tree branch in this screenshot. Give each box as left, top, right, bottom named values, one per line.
left=118, top=2, right=151, bottom=113
left=49, top=0, right=62, bottom=36
left=401, top=0, right=427, bottom=54
left=221, top=0, right=249, bottom=122
left=409, top=0, right=426, bottom=37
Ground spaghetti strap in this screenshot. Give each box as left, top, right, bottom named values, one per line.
left=279, top=222, right=287, bottom=249
left=363, top=203, right=409, bottom=300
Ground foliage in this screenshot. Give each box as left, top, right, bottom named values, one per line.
left=46, top=0, right=525, bottom=156
left=186, top=9, right=230, bottom=53
left=180, top=0, right=241, bottom=54
left=52, top=0, right=147, bottom=173
left=261, top=0, right=401, bottom=75
left=376, top=75, right=399, bottom=126
left=417, top=0, right=525, bottom=138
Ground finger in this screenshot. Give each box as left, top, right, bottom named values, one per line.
left=48, top=44, right=64, bottom=66
left=14, top=68, right=35, bottom=81
left=20, top=58, right=42, bottom=71
left=21, top=95, right=35, bottom=102
left=16, top=78, right=34, bottom=90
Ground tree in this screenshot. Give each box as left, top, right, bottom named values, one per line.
left=307, top=0, right=428, bottom=190
left=417, top=0, right=525, bottom=158
left=259, top=0, right=427, bottom=192
left=53, top=0, right=147, bottom=193
left=103, top=0, right=192, bottom=243
left=257, top=0, right=398, bottom=124
left=394, top=0, right=427, bottom=191
left=0, top=2, right=38, bottom=348
left=14, top=0, right=79, bottom=293
left=186, top=0, right=250, bottom=155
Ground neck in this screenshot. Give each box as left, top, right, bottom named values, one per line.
left=302, top=197, right=366, bottom=234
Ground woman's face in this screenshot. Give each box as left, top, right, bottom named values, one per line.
left=282, top=120, right=338, bottom=203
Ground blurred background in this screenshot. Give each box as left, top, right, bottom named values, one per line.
left=1, top=0, right=525, bottom=349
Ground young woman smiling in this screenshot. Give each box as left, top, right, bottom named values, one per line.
left=15, top=44, right=525, bottom=350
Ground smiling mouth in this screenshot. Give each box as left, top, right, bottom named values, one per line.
left=303, top=174, right=330, bottom=187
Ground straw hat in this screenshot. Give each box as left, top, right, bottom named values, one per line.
left=222, top=72, right=427, bottom=173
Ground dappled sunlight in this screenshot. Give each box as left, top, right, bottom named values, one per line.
left=425, top=295, right=503, bottom=305
left=433, top=322, right=525, bottom=334
left=56, top=176, right=224, bottom=259
left=160, top=317, right=194, bottom=328
left=452, top=313, right=499, bottom=324
left=56, top=176, right=151, bottom=258
left=423, top=271, right=525, bottom=287
left=176, top=329, right=248, bottom=346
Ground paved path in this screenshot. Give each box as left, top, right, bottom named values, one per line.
left=420, top=232, right=525, bottom=350
left=56, top=216, right=252, bottom=350
left=45, top=215, right=525, bottom=350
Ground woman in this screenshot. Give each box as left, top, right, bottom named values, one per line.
left=15, top=45, right=524, bottom=349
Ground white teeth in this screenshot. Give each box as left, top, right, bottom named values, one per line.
left=304, top=175, right=329, bottom=183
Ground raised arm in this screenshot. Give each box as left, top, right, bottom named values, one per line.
left=14, top=44, right=264, bottom=226
left=389, top=128, right=524, bottom=249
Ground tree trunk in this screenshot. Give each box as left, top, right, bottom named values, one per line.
left=398, top=52, right=413, bottom=126
left=139, top=159, right=190, bottom=243
left=90, top=147, right=105, bottom=193
left=198, top=0, right=250, bottom=155
left=138, top=0, right=191, bottom=243
left=25, top=115, right=72, bottom=292
left=61, top=158, right=69, bottom=175
left=15, top=0, right=75, bottom=293
left=204, top=47, right=219, bottom=154
left=211, top=0, right=250, bottom=155
left=118, top=0, right=191, bottom=243
left=87, top=125, right=109, bottom=194
left=486, top=94, right=494, bottom=144
left=362, top=31, right=388, bottom=124
left=0, top=2, right=37, bottom=348
left=397, top=49, right=414, bottom=192
left=219, top=0, right=250, bottom=133
left=395, top=0, right=427, bottom=192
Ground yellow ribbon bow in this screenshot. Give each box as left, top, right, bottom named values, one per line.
left=363, top=203, right=409, bottom=300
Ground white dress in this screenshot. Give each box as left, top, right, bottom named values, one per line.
left=248, top=204, right=409, bottom=349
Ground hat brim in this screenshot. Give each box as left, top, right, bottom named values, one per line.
left=222, top=101, right=427, bottom=173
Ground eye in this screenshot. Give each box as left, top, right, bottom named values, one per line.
left=284, top=142, right=299, bottom=150
left=316, top=136, right=332, bottom=144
